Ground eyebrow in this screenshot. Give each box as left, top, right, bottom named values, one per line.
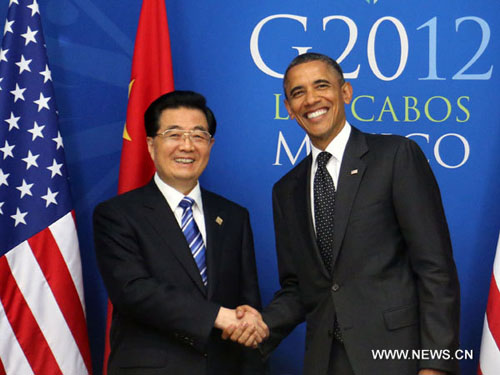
left=163, top=125, right=208, bottom=131
left=314, top=79, right=331, bottom=86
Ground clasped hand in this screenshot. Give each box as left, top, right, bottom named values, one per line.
left=215, top=305, right=269, bottom=348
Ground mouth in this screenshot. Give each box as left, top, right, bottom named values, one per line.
left=174, top=158, right=195, bottom=164
left=305, top=108, right=328, bottom=119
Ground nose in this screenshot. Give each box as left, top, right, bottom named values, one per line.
left=178, top=133, right=195, bottom=150
left=304, top=89, right=319, bottom=106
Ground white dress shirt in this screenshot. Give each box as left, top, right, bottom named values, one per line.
left=309, top=121, right=352, bottom=232
left=153, top=173, right=207, bottom=245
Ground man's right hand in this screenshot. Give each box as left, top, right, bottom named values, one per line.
left=220, top=305, right=269, bottom=348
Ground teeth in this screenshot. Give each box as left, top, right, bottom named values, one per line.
left=307, top=109, right=327, bottom=119
left=175, top=158, right=194, bottom=164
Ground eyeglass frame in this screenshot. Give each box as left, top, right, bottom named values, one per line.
left=153, top=127, right=213, bottom=145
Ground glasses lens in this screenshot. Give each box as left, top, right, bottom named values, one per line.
left=190, top=130, right=211, bottom=143
left=162, top=129, right=183, bottom=140
left=159, top=129, right=210, bottom=144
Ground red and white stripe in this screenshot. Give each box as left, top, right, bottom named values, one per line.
left=0, top=212, right=92, bottom=375
left=479, top=232, right=500, bottom=375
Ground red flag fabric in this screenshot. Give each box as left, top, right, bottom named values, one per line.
left=102, top=0, right=174, bottom=373
left=118, top=0, right=174, bottom=194
left=0, top=2, right=92, bottom=374
left=478, top=233, right=500, bottom=374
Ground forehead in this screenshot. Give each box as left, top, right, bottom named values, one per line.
left=158, top=107, right=208, bottom=129
left=284, top=60, right=340, bottom=90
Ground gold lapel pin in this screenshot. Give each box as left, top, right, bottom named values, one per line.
left=350, top=169, right=358, bottom=175
left=215, top=216, right=223, bottom=226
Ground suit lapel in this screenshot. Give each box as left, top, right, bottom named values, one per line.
left=331, top=127, right=368, bottom=269
left=292, top=156, right=332, bottom=279
left=201, top=189, right=225, bottom=300
left=142, top=181, right=207, bottom=296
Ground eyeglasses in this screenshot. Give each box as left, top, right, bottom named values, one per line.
left=155, top=128, right=212, bottom=145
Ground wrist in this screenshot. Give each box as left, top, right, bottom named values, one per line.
left=214, top=307, right=234, bottom=329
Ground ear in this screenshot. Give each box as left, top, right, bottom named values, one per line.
left=146, top=137, right=155, bottom=161
left=284, top=98, right=296, bottom=119
left=342, top=82, right=353, bottom=105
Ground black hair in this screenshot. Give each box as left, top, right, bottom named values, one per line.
left=283, top=53, right=345, bottom=98
left=144, top=90, right=216, bottom=137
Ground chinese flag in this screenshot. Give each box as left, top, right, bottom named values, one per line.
left=102, top=0, right=174, bottom=373
left=118, top=0, right=174, bottom=194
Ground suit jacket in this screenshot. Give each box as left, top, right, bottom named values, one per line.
left=261, top=127, right=460, bottom=375
left=93, top=180, right=264, bottom=375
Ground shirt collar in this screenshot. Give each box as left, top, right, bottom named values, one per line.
left=153, top=173, right=203, bottom=213
left=311, top=121, right=352, bottom=166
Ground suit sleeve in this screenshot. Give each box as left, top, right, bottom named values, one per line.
left=260, top=185, right=307, bottom=358
left=392, top=139, right=460, bottom=374
left=238, top=209, right=268, bottom=375
left=93, top=200, right=221, bottom=353
left=238, top=209, right=262, bottom=310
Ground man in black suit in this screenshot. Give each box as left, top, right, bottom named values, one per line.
left=226, top=53, right=460, bottom=375
left=94, top=90, right=268, bottom=375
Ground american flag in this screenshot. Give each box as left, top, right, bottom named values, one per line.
left=0, top=1, right=92, bottom=374
left=479, top=233, right=500, bottom=374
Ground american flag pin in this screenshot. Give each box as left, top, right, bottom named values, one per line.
left=351, top=169, right=358, bottom=175
left=216, top=216, right=223, bottom=225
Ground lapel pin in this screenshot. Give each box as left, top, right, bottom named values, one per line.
left=350, top=169, right=358, bottom=175
left=215, top=216, right=223, bottom=226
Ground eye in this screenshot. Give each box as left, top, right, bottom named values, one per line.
left=192, top=131, right=210, bottom=142
left=291, top=90, right=304, bottom=98
left=167, top=131, right=182, bottom=139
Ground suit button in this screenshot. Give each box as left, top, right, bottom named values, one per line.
left=331, top=283, right=340, bottom=292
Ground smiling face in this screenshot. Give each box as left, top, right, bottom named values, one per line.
left=284, top=60, right=353, bottom=150
left=147, top=107, right=214, bottom=194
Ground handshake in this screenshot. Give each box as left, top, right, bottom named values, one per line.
left=214, top=305, right=269, bottom=349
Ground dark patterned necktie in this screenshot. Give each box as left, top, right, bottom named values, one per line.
left=314, top=151, right=335, bottom=273
left=314, top=152, right=344, bottom=342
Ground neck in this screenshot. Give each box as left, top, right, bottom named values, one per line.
left=177, top=183, right=197, bottom=195
left=158, top=175, right=197, bottom=195
left=312, top=121, right=346, bottom=150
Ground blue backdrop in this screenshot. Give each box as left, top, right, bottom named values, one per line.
left=1, top=1, right=498, bottom=374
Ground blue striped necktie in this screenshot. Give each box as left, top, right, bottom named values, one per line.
left=179, top=197, right=207, bottom=286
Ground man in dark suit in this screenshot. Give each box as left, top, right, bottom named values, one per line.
left=226, top=53, right=460, bottom=375
left=93, top=90, right=268, bottom=375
